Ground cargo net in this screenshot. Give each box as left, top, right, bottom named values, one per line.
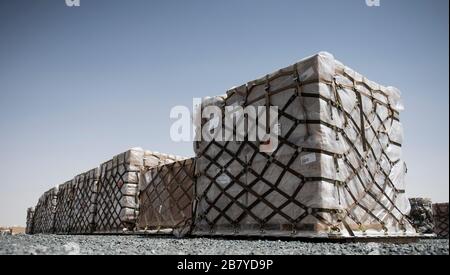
left=137, top=158, right=195, bottom=237
left=194, top=53, right=414, bottom=238
left=26, top=207, right=35, bottom=234
left=94, top=149, right=181, bottom=233
left=32, top=188, right=58, bottom=234
left=433, top=203, right=449, bottom=239
left=53, top=169, right=99, bottom=234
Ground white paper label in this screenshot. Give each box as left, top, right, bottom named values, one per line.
left=301, top=153, right=317, bottom=165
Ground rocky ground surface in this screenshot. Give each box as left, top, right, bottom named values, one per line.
left=0, top=234, right=448, bottom=255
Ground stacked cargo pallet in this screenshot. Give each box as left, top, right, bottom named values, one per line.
left=25, top=207, right=35, bottom=234
left=28, top=148, right=186, bottom=235
left=32, top=187, right=58, bottom=234
left=136, top=158, right=195, bottom=237
left=71, top=168, right=100, bottom=234
left=94, top=148, right=183, bottom=233
left=193, top=52, right=415, bottom=238
left=53, top=180, right=75, bottom=234
left=433, top=203, right=449, bottom=238
left=53, top=169, right=100, bottom=234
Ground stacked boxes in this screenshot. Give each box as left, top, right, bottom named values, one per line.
left=193, top=52, right=415, bottom=238
left=137, top=158, right=195, bottom=237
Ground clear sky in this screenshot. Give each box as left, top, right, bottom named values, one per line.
left=0, top=0, right=448, bottom=226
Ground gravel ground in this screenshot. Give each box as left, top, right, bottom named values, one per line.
left=0, top=234, right=448, bottom=255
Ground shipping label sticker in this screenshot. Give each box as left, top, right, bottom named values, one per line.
left=301, top=153, right=317, bottom=165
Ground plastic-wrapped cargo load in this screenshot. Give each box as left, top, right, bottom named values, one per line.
left=54, top=180, right=75, bottom=234
left=137, top=158, right=195, bottom=237
left=94, top=148, right=181, bottom=233
left=433, top=203, right=449, bottom=239
left=71, top=168, right=99, bottom=234
left=408, top=198, right=434, bottom=235
left=54, top=169, right=99, bottom=234
left=26, top=207, right=35, bottom=234
left=193, top=52, right=416, bottom=238
left=32, top=187, right=58, bottom=234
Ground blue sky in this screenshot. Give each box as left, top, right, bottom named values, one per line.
left=0, top=0, right=448, bottom=226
